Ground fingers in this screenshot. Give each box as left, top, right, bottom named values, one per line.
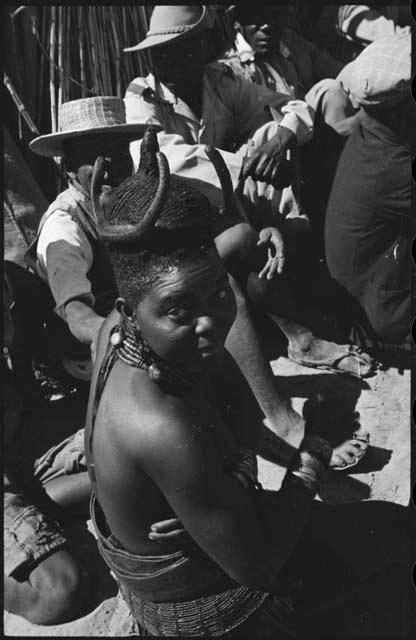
left=149, top=517, right=190, bottom=544
left=241, top=152, right=283, bottom=184
left=258, top=248, right=285, bottom=279
left=269, top=237, right=285, bottom=274
left=150, top=518, right=182, bottom=533
left=240, top=154, right=258, bottom=180
left=149, top=529, right=190, bottom=544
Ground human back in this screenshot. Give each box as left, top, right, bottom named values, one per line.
left=84, top=128, right=240, bottom=561
left=86, top=305, right=242, bottom=557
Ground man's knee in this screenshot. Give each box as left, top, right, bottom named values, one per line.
left=215, top=223, right=258, bottom=278
left=5, top=550, right=85, bottom=625
left=31, top=550, right=85, bottom=624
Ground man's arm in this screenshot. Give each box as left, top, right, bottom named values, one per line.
left=38, top=212, right=103, bottom=346
left=231, top=69, right=314, bottom=148
left=338, top=5, right=410, bottom=44
left=126, top=396, right=316, bottom=589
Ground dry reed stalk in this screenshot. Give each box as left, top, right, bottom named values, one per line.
left=64, top=8, right=70, bottom=102
left=78, top=7, right=86, bottom=98
left=100, top=9, right=112, bottom=95
left=93, top=8, right=103, bottom=93
left=36, top=8, right=47, bottom=129
left=87, top=7, right=99, bottom=94
left=57, top=5, right=63, bottom=110
left=49, top=5, right=56, bottom=132
left=109, top=7, right=121, bottom=97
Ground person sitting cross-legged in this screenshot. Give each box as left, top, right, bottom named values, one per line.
left=82, top=128, right=409, bottom=637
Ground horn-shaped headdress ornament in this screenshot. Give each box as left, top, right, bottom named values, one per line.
left=203, top=146, right=248, bottom=222
left=91, top=126, right=170, bottom=245
left=91, top=127, right=248, bottom=247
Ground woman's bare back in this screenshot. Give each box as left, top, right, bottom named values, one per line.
left=85, top=310, right=241, bottom=556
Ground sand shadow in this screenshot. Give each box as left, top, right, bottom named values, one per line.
left=258, top=372, right=393, bottom=503
left=63, top=519, right=118, bottom=614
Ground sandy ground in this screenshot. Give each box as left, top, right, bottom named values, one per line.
left=4, top=355, right=411, bottom=636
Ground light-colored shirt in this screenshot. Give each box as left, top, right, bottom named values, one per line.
left=337, top=5, right=410, bottom=45
left=36, top=182, right=96, bottom=320
left=124, top=62, right=314, bottom=216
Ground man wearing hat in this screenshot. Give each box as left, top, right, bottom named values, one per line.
left=124, top=5, right=315, bottom=221
left=325, top=33, right=414, bottom=349
left=123, top=4, right=376, bottom=422
left=27, top=96, right=145, bottom=382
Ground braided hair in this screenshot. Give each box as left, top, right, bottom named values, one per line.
left=99, top=129, right=219, bottom=307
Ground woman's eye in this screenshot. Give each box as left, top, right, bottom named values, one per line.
left=167, top=307, right=189, bottom=322
left=214, top=288, right=229, bottom=303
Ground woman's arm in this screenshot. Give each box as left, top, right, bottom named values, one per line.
left=123, top=392, right=327, bottom=590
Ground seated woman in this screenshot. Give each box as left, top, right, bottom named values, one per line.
left=85, top=128, right=410, bottom=637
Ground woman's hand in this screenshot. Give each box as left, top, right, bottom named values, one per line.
left=257, top=227, right=286, bottom=279
left=148, top=517, right=192, bottom=546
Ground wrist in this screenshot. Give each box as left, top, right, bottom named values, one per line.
left=65, top=300, right=103, bottom=344
left=300, top=435, right=332, bottom=466
left=286, top=448, right=329, bottom=494
left=277, top=125, right=297, bottom=150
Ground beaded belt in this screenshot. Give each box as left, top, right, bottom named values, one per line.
left=120, top=580, right=269, bottom=637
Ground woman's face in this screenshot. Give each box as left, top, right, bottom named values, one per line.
left=134, top=249, right=236, bottom=369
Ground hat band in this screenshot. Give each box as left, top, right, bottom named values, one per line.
left=146, top=25, right=196, bottom=36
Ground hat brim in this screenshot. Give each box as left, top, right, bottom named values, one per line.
left=29, top=123, right=158, bottom=157
left=123, top=6, right=211, bottom=53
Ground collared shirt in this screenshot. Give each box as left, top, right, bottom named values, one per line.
left=222, top=31, right=343, bottom=100
left=36, top=181, right=96, bottom=319
left=124, top=62, right=314, bottom=211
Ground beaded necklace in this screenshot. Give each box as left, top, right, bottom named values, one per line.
left=112, top=321, right=203, bottom=396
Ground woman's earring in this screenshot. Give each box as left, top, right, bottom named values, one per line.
left=148, top=363, right=162, bottom=382
left=115, top=297, right=132, bottom=318
left=110, top=326, right=124, bottom=348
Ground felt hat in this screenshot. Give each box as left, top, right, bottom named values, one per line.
left=339, top=33, right=411, bottom=110
left=124, top=5, right=213, bottom=53
left=30, top=97, right=151, bottom=157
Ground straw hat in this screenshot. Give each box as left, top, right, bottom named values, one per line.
left=30, top=97, right=151, bottom=157
left=339, top=33, right=411, bottom=110
left=124, top=5, right=213, bottom=53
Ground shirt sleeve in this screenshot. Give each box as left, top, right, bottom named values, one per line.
left=233, top=74, right=314, bottom=146
left=36, top=210, right=95, bottom=320
left=338, top=5, right=410, bottom=44
left=129, top=133, right=244, bottom=210
left=125, top=83, right=244, bottom=209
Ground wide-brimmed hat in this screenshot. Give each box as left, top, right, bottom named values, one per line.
left=124, top=5, right=213, bottom=53
left=30, top=97, right=151, bottom=157
left=339, top=33, right=411, bottom=110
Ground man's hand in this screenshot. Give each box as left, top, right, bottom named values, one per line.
left=258, top=227, right=286, bottom=279
left=240, top=126, right=296, bottom=189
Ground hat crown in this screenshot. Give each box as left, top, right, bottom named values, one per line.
left=147, top=5, right=204, bottom=36
left=343, top=33, right=411, bottom=109
left=58, top=97, right=127, bottom=134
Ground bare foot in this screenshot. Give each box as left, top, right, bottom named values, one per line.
left=330, top=427, right=370, bottom=470
left=288, top=339, right=377, bottom=378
